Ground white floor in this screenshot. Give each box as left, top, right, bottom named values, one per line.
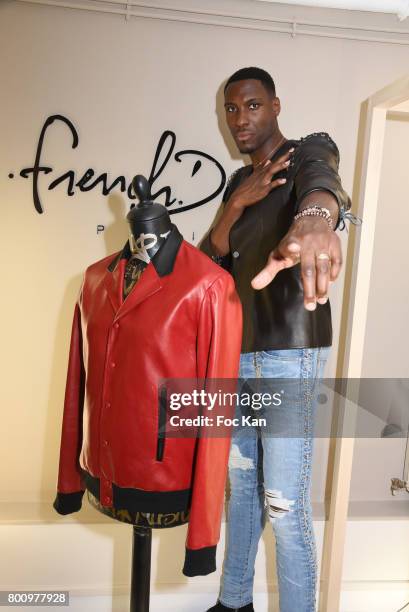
left=32, top=589, right=409, bottom=612
left=3, top=585, right=409, bottom=611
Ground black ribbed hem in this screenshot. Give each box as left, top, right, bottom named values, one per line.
left=83, top=470, right=191, bottom=513
left=183, top=545, right=216, bottom=577
left=53, top=491, right=84, bottom=515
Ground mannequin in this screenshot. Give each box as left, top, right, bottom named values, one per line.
left=118, top=176, right=188, bottom=528
left=87, top=175, right=186, bottom=611
left=53, top=174, right=243, bottom=611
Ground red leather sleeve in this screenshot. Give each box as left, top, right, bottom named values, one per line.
left=183, top=273, right=242, bottom=576
left=54, top=301, right=86, bottom=513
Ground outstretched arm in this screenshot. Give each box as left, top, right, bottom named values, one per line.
left=251, top=133, right=351, bottom=310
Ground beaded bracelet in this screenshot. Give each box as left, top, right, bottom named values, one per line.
left=294, top=205, right=334, bottom=230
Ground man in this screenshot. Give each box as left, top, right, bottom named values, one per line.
left=200, top=67, right=352, bottom=612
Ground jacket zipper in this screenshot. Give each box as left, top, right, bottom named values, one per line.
left=156, top=386, right=167, bottom=461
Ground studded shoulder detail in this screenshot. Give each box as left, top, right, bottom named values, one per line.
left=295, top=132, right=340, bottom=167
left=299, top=131, right=337, bottom=147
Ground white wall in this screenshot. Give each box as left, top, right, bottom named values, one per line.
left=362, top=114, right=409, bottom=379
left=347, top=115, right=409, bottom=506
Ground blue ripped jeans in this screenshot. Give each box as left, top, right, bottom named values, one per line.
left=219, top=347, right=330, bottom=612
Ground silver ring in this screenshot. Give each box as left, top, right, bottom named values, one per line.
left=317, top=253, right=330, bottom=261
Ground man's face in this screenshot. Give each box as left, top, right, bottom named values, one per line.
left=224, top=79, right=280, bottom=154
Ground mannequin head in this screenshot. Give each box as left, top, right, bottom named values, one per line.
left=127, top=175, right=172, bottom=263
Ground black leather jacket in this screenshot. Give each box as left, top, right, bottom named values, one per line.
left=200, top=132, right=352, bottom=353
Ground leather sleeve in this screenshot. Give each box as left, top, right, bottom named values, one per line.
left=53, top=299, right=86, bottom=515
left=199, top=168, right=244, bottom=271
left=182, top=273, right=242, bottom=576
left=199, top=231, right=232, bottom=272
left=293, top=133, right=352, bottom=230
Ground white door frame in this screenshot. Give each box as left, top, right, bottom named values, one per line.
left=319, top=73, right=409, bottom=612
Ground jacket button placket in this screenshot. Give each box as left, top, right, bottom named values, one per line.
left=99, top=320, right=119, bottom=507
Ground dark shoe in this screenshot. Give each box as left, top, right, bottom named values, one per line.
left=206, top=601, right=254, bottom=612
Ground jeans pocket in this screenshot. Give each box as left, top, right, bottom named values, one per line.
left=260, top=349, right=303, bottom=385
left=261, top=348, right=304, bottom=361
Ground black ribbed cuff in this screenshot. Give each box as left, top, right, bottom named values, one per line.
left=53, top=491, right=84, bottom=515
left=182, top=545, right=217, bottom=577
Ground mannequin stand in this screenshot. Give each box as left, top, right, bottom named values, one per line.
left=130, top=526, right=152, bottom=612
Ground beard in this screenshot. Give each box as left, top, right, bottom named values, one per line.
left=234, top=127, right=275, bottom=156
left=236, top=140, right=257, bottom=154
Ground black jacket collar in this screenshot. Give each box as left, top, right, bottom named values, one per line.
left=107, top=224, right=183, bottom=277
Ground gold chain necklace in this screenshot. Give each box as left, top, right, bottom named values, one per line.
left=255, top=135, right=287, bottom=168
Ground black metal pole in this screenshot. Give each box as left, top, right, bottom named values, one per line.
left=130, top=526, right=152, bottom=612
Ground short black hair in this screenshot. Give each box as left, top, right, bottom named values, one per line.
left=224, top=67, right=276, bottom=96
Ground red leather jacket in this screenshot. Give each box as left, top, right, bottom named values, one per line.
left=53, top=225, right=242, bottom=576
